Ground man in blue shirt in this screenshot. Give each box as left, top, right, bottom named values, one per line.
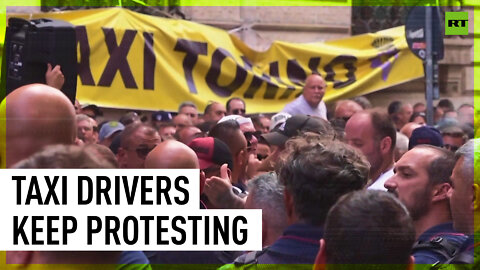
left=282, top=73, right=327, bottom=120
left=385, top=145, right=468, bottom=265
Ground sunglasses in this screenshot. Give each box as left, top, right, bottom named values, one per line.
left=232, top=109, right=246, bottom=115
left=444, top=144, right=459, bottom=152
left=442, top=132, right=464, bottom=138
left=202, top=165, right=222, bottom=176
left=134, top=144, right=157, bottom=159
left=257, top=154, right=268, bottom=161
left=244, top=131, right=261, bottom=141
left=342, top=116, right=351, bottom=123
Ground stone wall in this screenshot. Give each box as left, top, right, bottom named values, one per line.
left=181, top=6, right=351, bottom=51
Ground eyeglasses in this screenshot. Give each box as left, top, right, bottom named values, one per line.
left=201, top=165, right=222, bottom=177
left=441, top=132, right=464, bottom=138
left=134, top=144, right=157, bottom=159
left=257, top=154, right=268, bottom=161
left=232, top=109, right=246, bottom=115
left=244, top=131, right=261, bottom=142
left=444, top=144, right=459, bottom=152
left=342, top=116, right=351, bottom=123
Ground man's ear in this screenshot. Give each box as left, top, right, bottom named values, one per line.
left=431, top=183, right=451, bottom=203
left=313, top=239, right=327, bottom=270
left=6, top=251, right=34, bottom=264
left=226, top=167, right=232, bottom=180
left=117, top=147, right=126, bottom=158
left=116, top=147, right=127, bottom=167
left=473, top=183, right=480, bottom=211
left=406, top=255, right=415, bottom=270
left=237, top=149, right=247, bottom=166
left=380, top=136, right=392, bottom=155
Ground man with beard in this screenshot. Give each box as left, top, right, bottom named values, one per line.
left=345, top=109, right=396, bottom=191
left=384, top=145, right=468, bottom=264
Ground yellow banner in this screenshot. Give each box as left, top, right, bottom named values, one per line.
left=8, top=8, right=423, bottom=113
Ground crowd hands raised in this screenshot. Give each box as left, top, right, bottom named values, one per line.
left=1, top=72, right=478, bottom=270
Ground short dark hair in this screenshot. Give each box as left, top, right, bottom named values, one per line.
left=204, top=101, right=220, bottom=115
left=324, top=190, right=415, bottom=266
left=409, top=112, right=426, bottom=123
left=209, top=120, right=243, bottom=154
left=178, top=101, right=197, bottom=112
left=388, top=101, right=402, bottom=116
left=437, top=99, right=454, bottom=111
left=369, top=108, right=397, bottom=150
left=251, top=114, right=267, bottom=126
left=120, top=123, right=157, bottom=148
left=414, top=144, right=455, bottom=186
left=278, top=138, right=369, bottom=226
left=413, top=102, right=425, bottom=110
left=226, top=97, right=245, bottom=112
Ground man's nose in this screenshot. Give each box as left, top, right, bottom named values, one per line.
left=384, top=177, right=396, bottom=189
left=251, top=135, right=258, bottom=144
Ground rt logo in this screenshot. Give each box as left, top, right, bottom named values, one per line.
left=445, top=12, right=468, bottom=35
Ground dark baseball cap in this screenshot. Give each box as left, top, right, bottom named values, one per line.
left=188, top=137, right=233, bottom=170
left=261, top=114, right=333, bottom=146
left=152, top=110, right=173, bottom=122
left=409, top=126, right=444, bottom=150
left=81, top=103, right=103, bottom=117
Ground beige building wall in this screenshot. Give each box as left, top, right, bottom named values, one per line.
left=183, top=6, right=474, bottom=110
left=181, top=6, right=351, bottom=51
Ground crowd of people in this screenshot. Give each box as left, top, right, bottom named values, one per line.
left=1, top=71, right=478, bottom=269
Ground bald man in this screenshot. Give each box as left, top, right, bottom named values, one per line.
left=144, top=139, right=244, bottom=265
left=282, top=73, right=327, bottom=120
left=145, top=140, right=199, bottom=169
left=334, top=100, right=363, bottom=121
left=1, top=84, right=76, bottom=168
left=400, top=122, right=421, bottom=139
left=172, top=113, right=192, bottom=130
left=117, top=123, right=161, bottom=168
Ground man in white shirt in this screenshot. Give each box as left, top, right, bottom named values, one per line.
left=345, top=108, right=396, bottom=191
left=282, top=73, right=327, bottom=120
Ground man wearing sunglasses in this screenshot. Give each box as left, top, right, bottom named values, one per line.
left=209, top=119, right=249, bottom=193
left=117, top=123, right=161, bottom=168
left=226, top=97, right=246, bottom=116
left=440, top=126, right=467, bottom=153
left=334, top=99, right=363, bottom=122
left=282, top=73, right=327, bottom=120
left=218, top=115, right=261, bottom=180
